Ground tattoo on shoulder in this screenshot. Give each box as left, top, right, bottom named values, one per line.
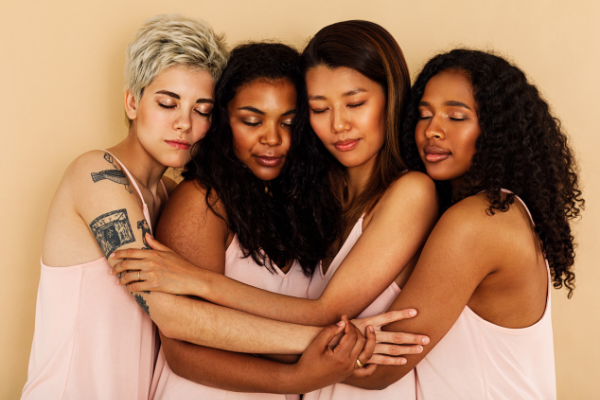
left=137, top=220, right=152, bottom=249
left=90, top=153, right=133, bottom=193
left=134, top=293, right=150, bottom=316
left=90, top=209, right=135, bottom=258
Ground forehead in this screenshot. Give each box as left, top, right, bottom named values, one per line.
left=305, top=66, right=381, bottom=95
left=421, top=70, right=475, bottom=105
left=230, top=79, right=297, bottom=106
left=149, top=65, right=214, bottom=95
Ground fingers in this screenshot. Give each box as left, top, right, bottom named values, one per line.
left=145, top=234, right=172, bottom=252
left=366, top=354, right=407, bottom=366
left=355, top=326, right=376, bottom=369
left=374, top=343, right=423, bottom=357
left=374, top=331, right=430, bottom=346
left=334, top=316, right=359, bottom=357
left=110, top=248, right=153, bottom=261
left=313, top=320, right=347, bottom=352
left=368, top=309, right=418, bottom=328
left=112, top=259, right=152, bottom=275
left=351, top=363, right=378, bottom=379
left=118, top=269, right=143, bottom=286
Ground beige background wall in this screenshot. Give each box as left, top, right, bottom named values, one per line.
left=1, top=0, right=598, bottom=398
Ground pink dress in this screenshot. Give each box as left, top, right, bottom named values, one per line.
left=414, top=193, right=556, bottom=399
left=151, top=235, right=310, bottom=400
left=304, top=215, right=417, bottom=400
left=22, top=152, right=167, bottom=400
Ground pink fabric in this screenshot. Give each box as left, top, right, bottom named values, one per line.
left=304, top=216, right=417, bottom=400
left=22, top=152, right=170, bottom=400
left=414, top=193, right=556, bottom=399
left=151, top=235, right=310, bottom=400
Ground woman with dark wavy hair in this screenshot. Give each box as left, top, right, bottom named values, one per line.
left=337, top=49, right=583, bottom=398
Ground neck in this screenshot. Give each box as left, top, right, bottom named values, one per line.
left=106, top=130, right=167, bottom=194
left=344, top=156, right=376, bottom=209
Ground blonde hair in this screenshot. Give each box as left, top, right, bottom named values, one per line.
left=124, top=14, right=228, bottom=104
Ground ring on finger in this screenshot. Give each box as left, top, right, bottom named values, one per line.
left=356, top=359, right=364, bottom=368
left=137, top=271, right=140, bottom=281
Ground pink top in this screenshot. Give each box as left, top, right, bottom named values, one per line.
left=22, top=152, right=168, bottom=400
left=304, top=215, right=417, bottom=400
left=415, top=194, right=556, bottom=399
left=151, top=235, right=310, bottom=400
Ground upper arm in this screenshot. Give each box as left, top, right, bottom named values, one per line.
left=155, top=180, right=229, bottom=274
left=351, top=199, right=498, bottom=388
left=69, top=151, right=150, bottom=262
left=317, top=172, right=439, bottom=320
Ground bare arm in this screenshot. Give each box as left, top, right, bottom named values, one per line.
left=118, top=172, right=439, bottom=326
left=72, top=153, right=321, bottom=353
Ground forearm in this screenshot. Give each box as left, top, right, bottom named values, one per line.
left=200, top=270, right=339, bottom=326
left=161, top=332, right=309, bottom=393
left=136, top=290, right=321, bottom=354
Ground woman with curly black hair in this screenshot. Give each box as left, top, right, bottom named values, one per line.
left=337, top=49, right=584, bottom=398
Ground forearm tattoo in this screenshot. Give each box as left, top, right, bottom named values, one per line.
left=137, top=220, right=152, bottom=250
left=89, top=209, right=135, bottom=258
left=134, top=293, right=150, bottom=316
left=91, top=153, right=133, bottom=193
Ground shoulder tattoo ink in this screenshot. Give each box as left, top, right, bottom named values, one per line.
left=134, top=293, right=150, bottom=316
left=90, top=209, right=135, bottom=258
left=137, top=220, right=152, bottom=250
left=91, top=153, right=133, bottom=193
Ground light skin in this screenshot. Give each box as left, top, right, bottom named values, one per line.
left=113, top=66, right=438, bottom=373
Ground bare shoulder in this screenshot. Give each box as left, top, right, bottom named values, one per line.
left=374, top=171, right=438, bottom=216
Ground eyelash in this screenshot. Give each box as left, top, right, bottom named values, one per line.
left=311, top=102, right=365, bottom=114
left=158, top=103, right=175, bottom=109
left=159, top=103, right=211, bottom=117
left=243, top=121, right=260, bottom=127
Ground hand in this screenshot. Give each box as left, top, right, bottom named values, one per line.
left=111, top=234, right=207, bottom=296
left=292, top=316, right=377, bottom=392
left=352, top=309, right=430, bottom=366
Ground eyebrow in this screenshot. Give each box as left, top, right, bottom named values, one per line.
left=237, top=106, right=296, bottom=116
left=419, top=100, right=472, bottom=110
left=155, top=90, right=214, bottom=104
left=308, top=88, right=368, bottom=101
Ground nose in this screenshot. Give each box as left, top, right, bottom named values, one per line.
left=331, top=107, right=350, bottom=133
left=174, top=109, right=192, bottom=132
left=260, top=122, right=283, bottom=146
left=424, top=115, right=445, bottom=140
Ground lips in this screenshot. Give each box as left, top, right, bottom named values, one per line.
left=423, top=146, right=450, bottom=162
left=165, top=140, right=191, bottom=150
left=253, top=155, right=284, bottom=167
left=334, top=139, right=360, bottom=152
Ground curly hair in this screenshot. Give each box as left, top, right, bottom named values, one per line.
left=183, top=42, right=340, bottom=275
left=401, top=49, right=584, bottom=297
left=301, top=20, right=411, bottom=224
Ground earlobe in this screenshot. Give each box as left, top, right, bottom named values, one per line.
left=124, top=90, right=138, bottom=121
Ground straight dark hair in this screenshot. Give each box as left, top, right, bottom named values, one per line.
left=301, top=20, right=411, bottom=223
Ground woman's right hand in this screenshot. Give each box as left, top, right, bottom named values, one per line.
left=352, top=309, right=430, bottom=366
left=291, top=315, right=378, bottom=392
left=111, top=234, right=211, bottom=296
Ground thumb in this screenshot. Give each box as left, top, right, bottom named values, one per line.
left=312, top=320, right=347, bottom=351
left=146, top=234, right=171, bottom=252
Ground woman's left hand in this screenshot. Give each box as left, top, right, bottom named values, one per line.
left=111, top=234, right=207, bottom=296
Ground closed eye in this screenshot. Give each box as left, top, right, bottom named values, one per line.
left=348, top=102, right=365, bottom=108
left=311, top=108, right=328, bottom=114
left=195, top=109, right=211, bottom=117
left=243, top=121, right=260, bottom=127
left=159, top=103, right=176, bottom=109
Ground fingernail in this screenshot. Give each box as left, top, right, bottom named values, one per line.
left=422, top=337, right=430, bottom=345
left=110, top=253, right=115, bottom=258
left=409, top=309, right=417, bottom=317
left=369, top=326, right=374, bottom=332
left=400, top=358, right=407, bottom=365
left=336, top=320, right=345, bottom=327
left=417, top=346, right=423, bottom=352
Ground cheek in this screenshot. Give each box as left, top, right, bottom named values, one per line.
left=309, top=115, right=329, bottom=143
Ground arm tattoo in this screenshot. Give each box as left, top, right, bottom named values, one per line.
left=134, top=293, right=150, bottom=316
left=137, top=220, right=152, bottom=249
left=89, top=209, right=135, bottom=258
left=90, top=153, right=133, bottom=193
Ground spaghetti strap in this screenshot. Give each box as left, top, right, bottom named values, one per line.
left=160, top=179, right=169, bottom=200
left=500, top=188, right=535, bottom=226
left=104, top=150, right=147, bottom=206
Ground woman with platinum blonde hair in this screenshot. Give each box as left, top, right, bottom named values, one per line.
left=22, top=14, right=230, bottom=400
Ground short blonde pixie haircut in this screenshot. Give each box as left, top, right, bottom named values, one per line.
left=124, top=14, right=228, bottom=105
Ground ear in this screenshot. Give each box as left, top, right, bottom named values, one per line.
left=124, top=90, right=138, bottom=121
